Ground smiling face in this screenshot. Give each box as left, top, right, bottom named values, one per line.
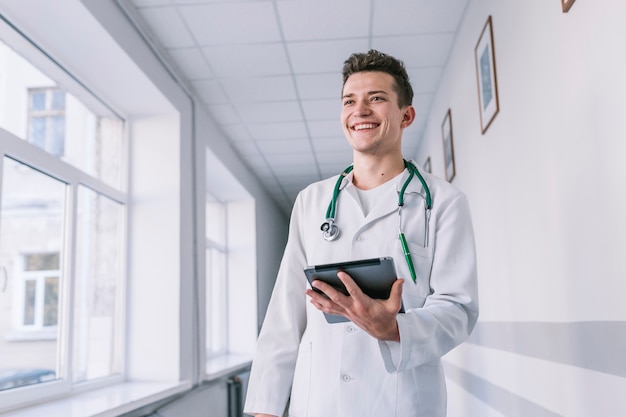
left=341, top=71, right=415, bottom=159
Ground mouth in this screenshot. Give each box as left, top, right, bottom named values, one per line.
left=351, top=123, right=379, bottom=131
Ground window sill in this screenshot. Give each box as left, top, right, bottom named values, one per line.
left=204, top=353, right=252, bottom=381
left=1, top=380, right=192, bottom=417
left=5, top=328, right=57, bottom=341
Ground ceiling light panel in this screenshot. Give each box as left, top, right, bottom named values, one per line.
left=248, top=121, right=309, bottom=140
left=178, top=3, right=282, bottom=45
left=201, top=43, right=291, bottom=77
left=220, top=75, right=297, bottom=103
left=276, top=0, right=370, bottom=41
left=372, top=0, right=467, bottom=35
left=373, top=33, right=455, bottom=67
left=295, top=73, right=342, bottom=100
left=286, top=39, right=370, bottom=74
left=235, top=101, right=303, bottom=124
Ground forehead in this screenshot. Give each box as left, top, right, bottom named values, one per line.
left=342, top=71, right=397, bottom=96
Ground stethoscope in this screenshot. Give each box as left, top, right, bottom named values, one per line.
left=320, top=159, right=432, bottom=283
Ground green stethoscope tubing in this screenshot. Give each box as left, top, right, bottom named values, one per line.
left=321, top=159, right=432, bottom=283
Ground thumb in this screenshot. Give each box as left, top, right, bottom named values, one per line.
left=391, top=278, right=404, bottom=297
left=388, top=278, right=404, bottom=311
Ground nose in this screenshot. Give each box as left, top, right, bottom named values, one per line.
left=353, top=100, right=371, bottom=117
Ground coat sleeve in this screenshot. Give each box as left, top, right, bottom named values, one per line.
left=243, top=193, right=308, bottom=416
left=379, top=192, right=479, bottom=373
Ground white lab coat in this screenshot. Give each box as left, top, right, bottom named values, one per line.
left=244, top=165, right=478, bottom=417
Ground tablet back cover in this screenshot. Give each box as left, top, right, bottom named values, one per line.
left=304, top=257, right=397, bottom=323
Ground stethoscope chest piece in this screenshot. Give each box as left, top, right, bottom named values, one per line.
left=321, top=219, right=340, bottom=241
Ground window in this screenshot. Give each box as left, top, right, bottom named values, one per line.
left=0, top=158, right=65, bottom=389
left=0, top=41, right=124, bottom=190
left=203, top=150, right=258, bottom=376
left=0, top=24, right=126, bottom=409
left=27, top=88, right=66, bottom=157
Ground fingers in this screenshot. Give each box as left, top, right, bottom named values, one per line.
left=306, top=285, right=347, bottom=317
left=336, top=271, right=363, bottom=297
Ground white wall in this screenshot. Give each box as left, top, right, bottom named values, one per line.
left=415, top=0, right=626, bottom=416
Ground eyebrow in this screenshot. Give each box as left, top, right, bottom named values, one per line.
left=342, top=90, right=390, bottom=99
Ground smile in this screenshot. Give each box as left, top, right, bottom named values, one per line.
left=352, top=123, right=379, bottom=131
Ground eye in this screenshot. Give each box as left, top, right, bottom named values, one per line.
left=371, top=96, right=385, bottom=102
left=343, top=99, right=354, bottom=106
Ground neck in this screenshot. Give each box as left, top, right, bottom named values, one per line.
left=351, top=155, right=406, bottom=190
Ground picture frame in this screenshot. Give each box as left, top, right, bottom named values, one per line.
left=474, top=15, right=499, bottom=134
left=561, top=0, right=576, bottom=12
left=441, top=109, right=455, bottom=182
left=423, top=156, right=432, bottom=174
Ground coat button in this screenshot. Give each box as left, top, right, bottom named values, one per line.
left=341, top=374, right=351, bottom=382
left=347, top=326, right=356, bottom=333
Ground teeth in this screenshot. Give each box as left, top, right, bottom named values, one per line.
left=354, top=123, right=377, bottom=130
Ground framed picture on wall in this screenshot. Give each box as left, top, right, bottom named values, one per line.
left=423, top=156, right=432, bottom=174
left=562, top=0, right=576, bottom=12
left=441, top=109, right=455, bottom=182
left=475, top=15, right=499, bottom=134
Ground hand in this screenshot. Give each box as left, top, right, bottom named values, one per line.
left=305, top=271, right=404, bottom=341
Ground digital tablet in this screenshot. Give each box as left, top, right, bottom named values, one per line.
left=304, top=257, right=399, bottom=323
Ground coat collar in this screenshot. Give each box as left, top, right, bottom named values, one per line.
left=337, top=161, right=428, bottom=222
left=338, top=161, right=428, bottom=195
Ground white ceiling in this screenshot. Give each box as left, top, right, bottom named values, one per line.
left=126, top=0, right=469, bottom=212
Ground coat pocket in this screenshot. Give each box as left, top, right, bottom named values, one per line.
left=388, top=238, right=434, bottom=308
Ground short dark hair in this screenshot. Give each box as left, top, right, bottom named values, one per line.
left=341, top=49, right=414, bottom=108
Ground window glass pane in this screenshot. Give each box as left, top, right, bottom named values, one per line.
left=0, top=41, right=124, bottom=189
left=49, top=116, right=65, bottom=156
left=205, top=197, right=225, bottom=245
left=206, top=193, right=228, bottom=357
left=31, top=92, right=46, bottom=111
left=51, top=91, right=65, bottom=110
left=43, top=277, right=59, bottom=327
left=23, top=281, right=36, bottom=326
left=206, top=247, right=227, bottom=356
left=25, top=253, right=60, bottom=271
left=73, top=186, right=123, bottom=383
left=0, top=157, right=66, bottom=390
left=28, top=117, right=46, bottom=148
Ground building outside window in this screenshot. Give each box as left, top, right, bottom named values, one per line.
left=19, top=253, right=60, bottom=330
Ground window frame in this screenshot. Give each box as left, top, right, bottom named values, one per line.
left=0, top=1, right=203, bottom=414
left=0, top=29, right=129, bottom=410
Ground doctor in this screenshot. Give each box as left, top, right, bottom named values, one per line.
left=244, top=50, right=478, bottom=417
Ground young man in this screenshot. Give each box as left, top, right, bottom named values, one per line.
left=244, top=50, right=478, bottom=417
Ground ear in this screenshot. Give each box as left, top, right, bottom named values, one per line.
left=400, top=106, right=416, bottom=128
